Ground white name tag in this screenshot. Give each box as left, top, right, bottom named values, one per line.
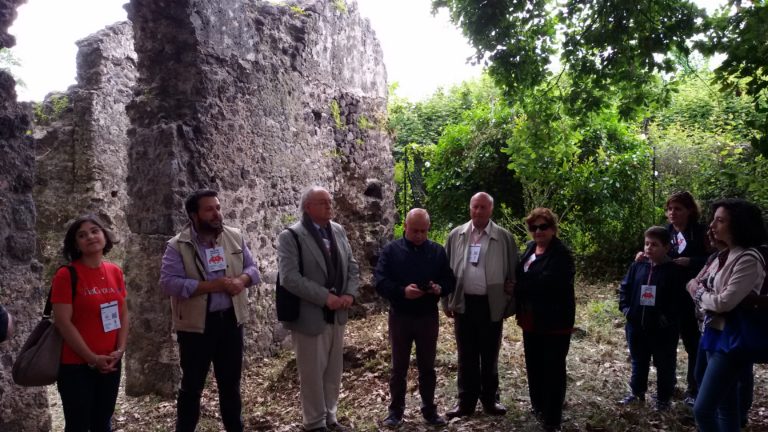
left=205, top=246, right=227, bottom=271
left=100, top=301, right=121, bottom=333
left=469, top=244, right=481, bottom=264
left=676, top=232, right=687, bottom=254
left=639, top=285, right=657, bottom=306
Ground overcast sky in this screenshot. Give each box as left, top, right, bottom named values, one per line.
left=7, top=0, right=723, bottom=102
left=7, top=0, right=481, bottom=102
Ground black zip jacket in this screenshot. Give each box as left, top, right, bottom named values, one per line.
left=618, top=260, right=687, bottom=330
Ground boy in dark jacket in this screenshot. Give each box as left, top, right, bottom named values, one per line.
left=618, top=226, right=686, bottom=411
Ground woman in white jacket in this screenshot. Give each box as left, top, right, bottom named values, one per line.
left=688, top=199, right=767, bottom=432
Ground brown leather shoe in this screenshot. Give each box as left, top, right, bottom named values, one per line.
left=482, top=402, right=507, bottom=416
left=445, top=405, right=474, bottom=419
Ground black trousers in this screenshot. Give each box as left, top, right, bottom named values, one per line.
left=388, top=310, right=440, bottom=417
left=454, top=294, right=503, bottom=410
left=679, top=308, right=700, bottom=395
left=57, top=362, right=121, bottom=432
left=176, top=308, right=244, bottom=432
left=523, top=331, right=571, bottom=428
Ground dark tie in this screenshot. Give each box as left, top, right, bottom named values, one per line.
left=319, top=227, right=331, bottom=253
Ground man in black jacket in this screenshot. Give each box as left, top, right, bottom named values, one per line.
left=375, top=209, right=456, bottom=428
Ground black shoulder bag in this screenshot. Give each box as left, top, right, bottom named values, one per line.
left=276, top=228, right=303, bottom=322
left=13, top=266, right=77, bottom=386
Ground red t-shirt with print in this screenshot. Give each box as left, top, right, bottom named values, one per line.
left=51, top=260, right=127, bottom=364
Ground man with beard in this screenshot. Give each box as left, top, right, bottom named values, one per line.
left=160, top=189, right=261, bottom=432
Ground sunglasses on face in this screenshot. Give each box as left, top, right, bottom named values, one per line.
left=528, top=223, right=551, bottom=232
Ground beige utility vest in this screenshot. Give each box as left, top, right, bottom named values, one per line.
left=168, top=225, right=249, bottom=333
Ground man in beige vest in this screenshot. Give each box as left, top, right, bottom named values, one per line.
left=443, top=192, right=518, bottom=418
left=278, top=186, right=359, bottom=432
left=160, top=189, right=261, bottom=432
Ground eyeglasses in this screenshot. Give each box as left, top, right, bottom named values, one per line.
left=528, top=223, right=551, bottom=232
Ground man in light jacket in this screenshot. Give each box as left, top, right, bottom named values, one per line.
left=278, top=185, right=359, bottom=432
left=443, top=192, right=518, bottom=418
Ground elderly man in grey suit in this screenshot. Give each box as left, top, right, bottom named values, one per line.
left=278, top=185, right=360, bottom=432
left=443, top=192, right=518, bottom=419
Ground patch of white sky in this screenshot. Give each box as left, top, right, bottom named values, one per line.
left=6, top=0, right=726, bottom=102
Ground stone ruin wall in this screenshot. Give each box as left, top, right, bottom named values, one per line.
left=0, top=0, right=49, bottom=430
left=123, top=0, right=394, bottom=397
left=33, top=22, right=136, bottom=279
left=0, top=0, right=394, bottom=424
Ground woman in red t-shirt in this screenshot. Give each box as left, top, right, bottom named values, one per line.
left=52, top=215, right=129, bottom=432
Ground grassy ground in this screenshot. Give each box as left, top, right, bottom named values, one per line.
left=53, top=281, right=768, bottom=431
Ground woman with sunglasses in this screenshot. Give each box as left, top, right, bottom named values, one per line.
left=515, top=208, right=575, bottom=432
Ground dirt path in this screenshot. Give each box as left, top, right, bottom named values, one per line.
left=51, top=281, right=767, bottom=431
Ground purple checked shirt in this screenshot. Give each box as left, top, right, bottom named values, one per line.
left=159, top=226, right=261, bottom=312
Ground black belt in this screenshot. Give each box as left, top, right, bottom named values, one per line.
left=207, top=307, right=235, bottom=319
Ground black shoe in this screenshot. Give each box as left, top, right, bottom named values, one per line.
left=445, top=405, right=474, bottom=419
left=618, top=394, right=645, bottom=405
left=656, top=399, right=671, bottom=412
left=326, top=422, right=350, bottom=432
left=305, top=428, right=327, bottom=432
left=382, top=413, right=403, bottom=428
left=482, top=402, right=507, bottom=416
left=423, top=413, right=447, bottom=426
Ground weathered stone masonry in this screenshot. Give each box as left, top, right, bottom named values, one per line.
left=0, top=0, right=49, bottom=429
left=1, top=0, right=395, bottom=424
left=34, top=22, right=136, bottom=279
left=124, top=0, right=394, bottom=397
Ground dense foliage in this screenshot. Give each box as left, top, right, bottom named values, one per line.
left=389, top=66, right=768, bottom=278
left=433, top=0, right=768, bottom=157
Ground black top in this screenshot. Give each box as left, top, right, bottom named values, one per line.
left=618, top=260, right=687, bottom=330
left=667, top=221, right=710, bottom=281
left=515, top=237, right=576, bottom=332
left=375, top=237, right=456, bottom=316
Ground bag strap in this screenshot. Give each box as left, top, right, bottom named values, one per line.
left=43, top=265, right=77, bottom=318
left=286, top=228, right=303, bottom=276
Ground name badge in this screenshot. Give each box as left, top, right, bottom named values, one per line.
left=639, top=285, right=657, bottom=306
left=100, top=301, right=121, bottom=333
left=469, top=244, right=481, bottom=264
left=676, top=232, right=687, bottom=253
left=206, top=246, right=227, bottom=271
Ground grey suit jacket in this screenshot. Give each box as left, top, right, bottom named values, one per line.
left=277, top=220, right=360, bottom=336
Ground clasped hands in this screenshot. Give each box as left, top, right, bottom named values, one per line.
left=218, top=276, right=247, bottom=296
left=89, top=349, right=123, bottom=374
left=325, top=293, right=354, bottom=310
